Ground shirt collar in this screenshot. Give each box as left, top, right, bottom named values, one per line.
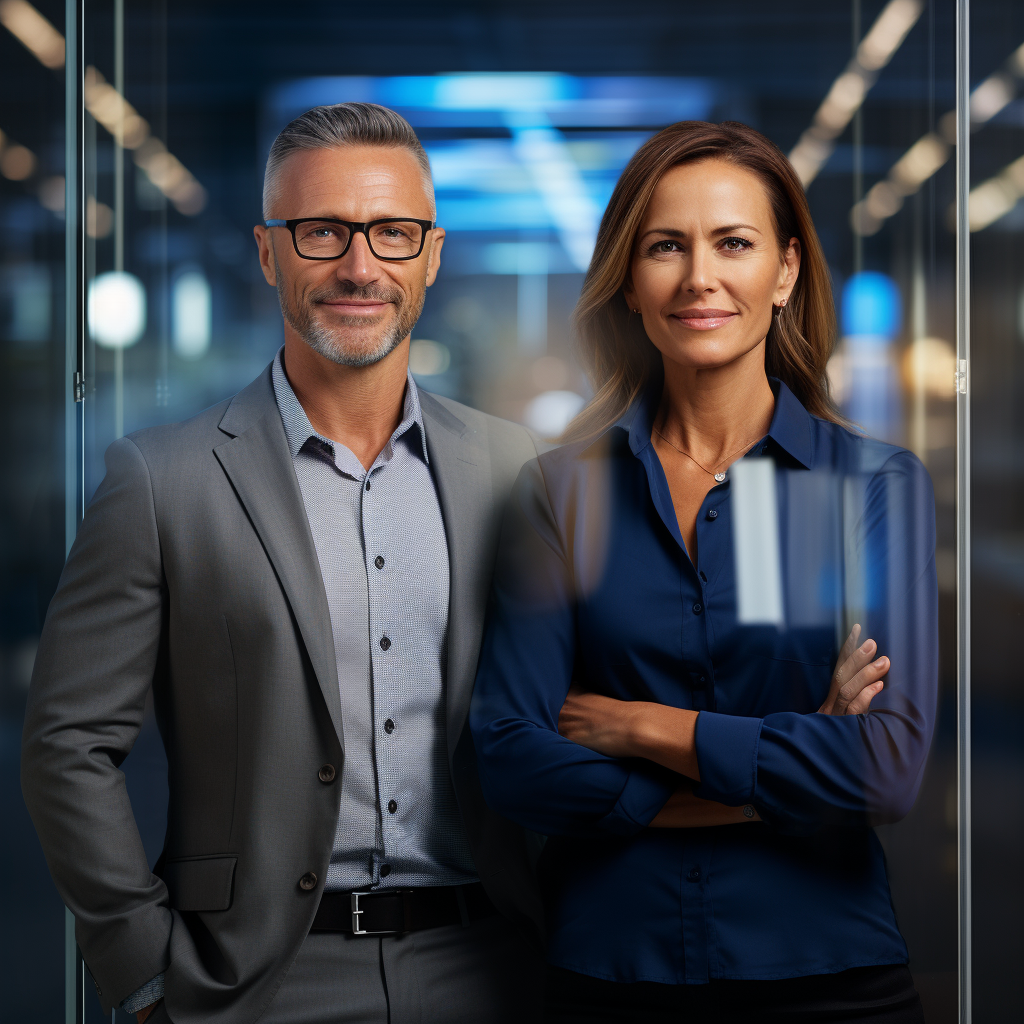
left=271, top=348, right=429, bottom=466
left=615, top=376, right=814, bottom=470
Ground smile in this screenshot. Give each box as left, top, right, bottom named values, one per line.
left=319, top=300, right=390, bottom=317
left=671, top=308, right=738, bottom=330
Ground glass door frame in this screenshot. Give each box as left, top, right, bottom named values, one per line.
left=59, top=1, right=977, bottom=1020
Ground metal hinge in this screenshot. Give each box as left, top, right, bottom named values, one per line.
left=954, top=359, right=968, bottom=395
left=73, top=371, right=85, bottom=402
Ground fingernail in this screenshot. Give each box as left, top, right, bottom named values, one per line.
left=861, top=640, right=875, bottom=654
left=875, top=657, right=887, bottom=667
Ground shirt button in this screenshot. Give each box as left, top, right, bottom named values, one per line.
left=365, top=480, right=371, bottom=492
left=318, top=764, right=336, bottom=783
left=379, top=636, right=391, bottom=651
left=384, top=718, right=395, bottom=734
left=374, top=555, right=385, bottom=570
left=692, top=602, right=703, bottom=615
left=699, top=676, right=706, bottom=684
left=380, top=864, right=392, bottom=877
left=707, top=509, right=718, bottom=520
left=387, top=799, right=398, bottom=814
left=687, top=867, right=701, bottom=882
left=299, top=872, right=318, bottom=890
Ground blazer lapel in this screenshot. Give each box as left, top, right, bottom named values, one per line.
left=213, top=369, right=344, bottom=749
left=420, top=392, right=494, bottom=759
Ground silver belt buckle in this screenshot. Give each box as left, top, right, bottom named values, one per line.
left=350, top=891, right=402, bottom=936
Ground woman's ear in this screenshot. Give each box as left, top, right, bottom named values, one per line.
left=622, top=280, right=637, bottom=313
left=775, top=237, right=801, bottom=304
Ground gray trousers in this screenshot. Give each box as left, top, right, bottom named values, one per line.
left=259, top=915, right=544, bottom=1024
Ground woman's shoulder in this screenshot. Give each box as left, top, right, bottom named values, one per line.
left=809, top=414, right=929, bottom=483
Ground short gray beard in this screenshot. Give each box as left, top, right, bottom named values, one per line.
left=275, top=256, right=425, bottom=368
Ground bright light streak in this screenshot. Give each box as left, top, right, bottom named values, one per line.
left=852, top=36, right=1024, bottom=235
left=789, top=0, right=924, bottom=187
left=967, top=153, right=1024, bottom=231
left=970, top=73, right=1015, bottom=122
left=855, top=0, right=923, bottom=71
left=0, top=0, right=64, bottom=68
left=1, top=2, right=205, bottom=215
left=505, top=113, right=600, bottom=272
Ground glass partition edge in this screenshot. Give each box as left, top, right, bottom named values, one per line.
left=955, top=0, right=971, bottom=1021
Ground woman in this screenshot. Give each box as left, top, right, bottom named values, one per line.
left=470, top=122, right=936, bottom=1023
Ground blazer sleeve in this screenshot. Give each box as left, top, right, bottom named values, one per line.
left=694, top=450, right=939, bottom=833
left=470, top=458, right=676, bottom=837
left=21, top=436, right=172, bottom=1012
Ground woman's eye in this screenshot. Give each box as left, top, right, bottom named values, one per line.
left=722, top=237, right=752, bottom=251
left=649, top=239, right=683, bottom=255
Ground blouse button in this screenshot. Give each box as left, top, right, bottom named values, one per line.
left=706, top=509, right=718, bottom=520
left=692, top=602, right=703, bottom=615
left=687, top=867, right=701, bottom=882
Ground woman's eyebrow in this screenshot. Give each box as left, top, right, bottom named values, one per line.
left=638, top=223, right=764, bottom=239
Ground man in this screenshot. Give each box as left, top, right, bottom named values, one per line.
left=22, top=103, right=544, bottom=1024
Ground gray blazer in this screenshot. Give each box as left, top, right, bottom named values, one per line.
left=21, top=365, right=545, bottom=1023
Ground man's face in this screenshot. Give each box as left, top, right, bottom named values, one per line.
left=254, top=145, right=444, bottom=368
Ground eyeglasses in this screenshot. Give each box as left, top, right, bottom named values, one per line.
left=264, top=217, right=436, bottom=262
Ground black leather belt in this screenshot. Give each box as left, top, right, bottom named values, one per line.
left=310, top=882, right=497, bottom=936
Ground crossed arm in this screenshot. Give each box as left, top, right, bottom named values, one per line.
left=556, top=624, right=890, bottom=828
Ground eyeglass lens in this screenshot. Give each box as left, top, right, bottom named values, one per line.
left=294, top=220, right=424, bottom=259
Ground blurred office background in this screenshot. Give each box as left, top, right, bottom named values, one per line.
left=1, top=1, right=1021, bottom=1019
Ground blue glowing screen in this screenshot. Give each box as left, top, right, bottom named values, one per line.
left=265, top=75, right=717, bottom=274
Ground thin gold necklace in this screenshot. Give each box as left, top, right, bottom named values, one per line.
left=652, top=425, right=763, bottom=483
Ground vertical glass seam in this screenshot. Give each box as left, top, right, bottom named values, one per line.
left=955, top=0, right=971, bottom=1021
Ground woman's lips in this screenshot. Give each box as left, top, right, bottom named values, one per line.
left=672, top=308, right=737, bottom=330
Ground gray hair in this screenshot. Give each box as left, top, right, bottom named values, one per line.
left=262, top=102, right=435, bottom=218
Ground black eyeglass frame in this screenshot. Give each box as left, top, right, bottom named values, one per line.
left=264, top=217, right=437, bottom=262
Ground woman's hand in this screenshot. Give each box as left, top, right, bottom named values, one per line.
left=558, top=685, right=643, bottom=758
left=819, top=624, right=889, bottom=716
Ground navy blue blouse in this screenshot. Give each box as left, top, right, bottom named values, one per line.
left=470, top=380, right=937, bottom=985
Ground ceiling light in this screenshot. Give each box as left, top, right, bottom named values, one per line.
left=789, top=0, right=924, bottom=187
left=0, top=0, right=64, bottom=68
left=970, top=73, right=1015, bottom=123
left=0, top=137, right=36, bottom=180
left=856, top=0, right=923, bottom=71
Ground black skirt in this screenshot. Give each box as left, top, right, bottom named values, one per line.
left=545, top=963, right=926, bottom=1023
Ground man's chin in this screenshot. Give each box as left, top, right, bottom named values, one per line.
left=305, top=331, right=401, bottom=369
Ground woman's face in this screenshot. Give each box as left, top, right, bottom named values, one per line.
left=623, top=157, right=800, bottom=375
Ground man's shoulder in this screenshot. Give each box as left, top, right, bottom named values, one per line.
left=123, top=367, right=274, bottom=464
left=418, top=388, right=538, bottom=458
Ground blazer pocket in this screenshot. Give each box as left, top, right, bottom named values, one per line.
left=162, top=855, right=237, bottom=912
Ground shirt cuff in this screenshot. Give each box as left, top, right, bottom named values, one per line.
left=595, top=762, right=677, bottom=835
left=692, top=712, right=762, bottom=805
left=120, top=973, right=164, bottom=1015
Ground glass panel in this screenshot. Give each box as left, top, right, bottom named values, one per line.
left=968, top=1, right=1024, bottom=1020
left=0, top=1, right=970, bottom=1020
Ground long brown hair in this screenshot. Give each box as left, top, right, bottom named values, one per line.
left=562, top=120, right=840, bottom=443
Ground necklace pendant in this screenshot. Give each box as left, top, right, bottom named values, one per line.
left=714, top=471, right=726, bottom=483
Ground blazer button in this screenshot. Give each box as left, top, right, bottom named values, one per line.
left=318, top=764, right=336, bottom=783
left=299, top=872, right=318, bottom=890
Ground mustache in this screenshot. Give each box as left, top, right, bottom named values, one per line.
left=307, top=281, right=404, bottom=306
